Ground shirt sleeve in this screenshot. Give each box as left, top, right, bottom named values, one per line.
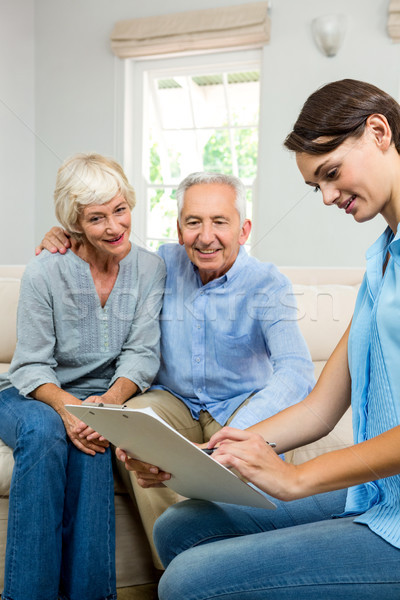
left=8, top=261, right=61, bottom=397
left=109, top=257, right=166, bottom=392
left=228, top=284, right=315, bottom=429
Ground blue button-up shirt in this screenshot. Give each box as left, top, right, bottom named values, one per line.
left=153, top=244, right=315, bottom=429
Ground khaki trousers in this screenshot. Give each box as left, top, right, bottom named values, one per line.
left=116, top=389, right=250, bottom=569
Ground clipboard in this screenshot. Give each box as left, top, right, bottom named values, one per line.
left=66, top=404, right=276, bottom=510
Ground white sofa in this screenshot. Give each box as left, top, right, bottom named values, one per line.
left=0, top=264, right=364, bottom=591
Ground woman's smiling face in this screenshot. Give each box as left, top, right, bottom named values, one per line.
left=77, top=194, right=132, bottom=258
left=295, top=116, right=397, bottom=228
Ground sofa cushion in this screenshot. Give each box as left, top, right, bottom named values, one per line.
left=0, top=439, right=13, bottom=496
left=293, top=284, right=358, bottom=362
left=283, top=283, right=358, bottom=465
left=0, top=278, right=20, bottom=363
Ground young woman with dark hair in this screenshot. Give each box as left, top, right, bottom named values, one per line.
left=153, top=79, right=400, bottom=600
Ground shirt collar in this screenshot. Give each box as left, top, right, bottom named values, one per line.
left=192, top=246, right=248, bottom=287
left=365, top=226, right=394, bottom=261
left=388, top=222, right=400, bottom=265
left=365, top=225, right=397, bottom=298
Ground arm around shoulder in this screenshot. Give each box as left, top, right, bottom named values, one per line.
left=35, top=226, right=72, bottom=255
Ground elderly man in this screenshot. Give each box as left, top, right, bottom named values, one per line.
left=39, top=171, right=314, bottom=567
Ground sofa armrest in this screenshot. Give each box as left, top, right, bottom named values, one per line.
left=0, top=278, right=21, bottom=364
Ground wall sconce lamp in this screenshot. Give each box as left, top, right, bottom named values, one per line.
left=311, top=14, right=347, bottom=57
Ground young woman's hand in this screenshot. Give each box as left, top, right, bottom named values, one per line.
left=208, top=427, right=301, bottom=501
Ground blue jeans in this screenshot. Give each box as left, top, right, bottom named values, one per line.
left=154, top=491, right=400, bottom=599
left=0, top=387, right=116, bottom=600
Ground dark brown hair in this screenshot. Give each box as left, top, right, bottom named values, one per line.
left=284, top=79, right=400, bottom=155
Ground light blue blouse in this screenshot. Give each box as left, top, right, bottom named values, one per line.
left=0, top=246, right=166, bottom=400
left=347, top=225, right=400, bottom=548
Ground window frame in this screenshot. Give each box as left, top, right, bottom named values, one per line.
left=115, top=49, right=262, bottom=249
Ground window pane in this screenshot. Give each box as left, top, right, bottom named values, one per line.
left=202, top=129, right=232, bottom=174
left=154, top=79, right=193, bottom=129
left=147, top=188, right=178, bottom=242
left=235, top=128, right=259, bottom=180
left=147, top=239, right=167, bottom=252
left=147, top=136, right=185, bottom=184
left=163, top=130, right=202, bottom=179
left=148, top=142, right=163, bottom=185
left=227, top=73, right=260, bottom=126
left=190, top=75, right=228, bottom=128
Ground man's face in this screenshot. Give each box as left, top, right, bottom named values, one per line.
left=177, top=183, right=251, bottom=284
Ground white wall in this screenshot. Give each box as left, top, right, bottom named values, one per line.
left=0, top=0, right=35, bottom=264
left=1, top=0, right=399, bottom=265
left=253, top=0, right=398, bottom=266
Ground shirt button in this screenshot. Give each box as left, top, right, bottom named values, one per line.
left=197, top=324, right=201, bottom=329
left=197, top=388, right=202, bottom=394
left=195, top=357, right=201, bottom=363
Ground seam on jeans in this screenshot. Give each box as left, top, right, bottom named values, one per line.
left=164, top=532, right=249, bottom=558
left=311, top=493, right=338, bottom=520
left=59, top=594, right=118, bottom=600
left=278, top=501, right=297, bottom=528
left=106, top=449, right=115, bottom=599
left=199, top=581, right=400, bottom=600
left=6, top=437, right=19, bottom=596
left=191, top=532, right=246, bottom=549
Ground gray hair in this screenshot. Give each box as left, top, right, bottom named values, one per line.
left=54, top=153, right=136, bottom=238
left=176, top=172, right=247, bottom=225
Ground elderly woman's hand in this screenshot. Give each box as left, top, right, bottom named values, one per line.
left=59, top=407, right=109, bottom=456
left=80, top=394, right=126, bottom=441
left=115, top=447, right=171, bottom=488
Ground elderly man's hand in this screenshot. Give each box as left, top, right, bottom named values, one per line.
left=35, top=226, right=73, bottom=255
left=115, top=447, right=171, bottom=488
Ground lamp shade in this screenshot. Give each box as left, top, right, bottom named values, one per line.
left=311, top=14, right=347, bottom=57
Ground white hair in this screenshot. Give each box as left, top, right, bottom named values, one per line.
left=176, top=172, right=246, bottom=225
left=54, top=153, right=136, bottom=237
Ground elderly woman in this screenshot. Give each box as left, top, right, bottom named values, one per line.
left=0, top=153, right=166, bottom=600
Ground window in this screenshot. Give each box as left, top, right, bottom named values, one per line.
left=122, top=50, right=261, bottom=250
